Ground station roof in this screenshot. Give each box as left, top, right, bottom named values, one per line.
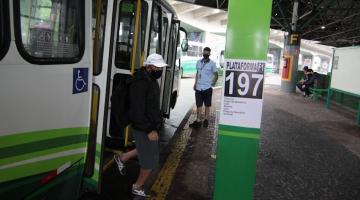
left=175, top=0, right=360, bottom=47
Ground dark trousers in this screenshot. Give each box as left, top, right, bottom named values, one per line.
left=297, top=82, right=304, bottom=92
left=297, top=82, right=311, bottom=96
left=195, top=88, right=213, bottom=107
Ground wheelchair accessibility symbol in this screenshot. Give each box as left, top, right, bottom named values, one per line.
left=73, top=68, right=88, bottom=94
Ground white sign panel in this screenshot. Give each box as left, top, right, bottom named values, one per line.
left=219, top=59, right=265, bottom=128
left=331, top=47, right=360, bottom=95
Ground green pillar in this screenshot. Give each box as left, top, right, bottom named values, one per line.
left=214, top=1, right=272, bottom=200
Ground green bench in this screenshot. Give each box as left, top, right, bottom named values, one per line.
left=326, top=88, right=360, bottom=126
left=309, top=74, right=328, bottom=101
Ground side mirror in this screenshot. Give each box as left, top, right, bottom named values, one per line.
left=181, top=38, right=188, bottom=52
left=179, top=27, right=188, bottom=52
left=220, top=62, right=224, bottom=68
left=219, top=50, right=225, bottom=68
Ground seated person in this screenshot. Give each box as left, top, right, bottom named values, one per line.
left=296, top=66, right=309, bottom=91
left=302, top=69, right=316, bottom=97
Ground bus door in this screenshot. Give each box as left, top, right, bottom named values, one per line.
left=81, top=0, right=111, bottom=193
left=104, top=0, right=149, bottom=142
left=161, top=19, right=180, bottom=117
left=91, top=0, right=150, bottom=193
left=157, top=8, right=170, bottom=113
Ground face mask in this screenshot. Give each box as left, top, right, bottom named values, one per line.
left=203, top=54, right=210, bottom=59
left=151, top=70, right=163, bottom=79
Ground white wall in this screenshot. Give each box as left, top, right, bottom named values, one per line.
left=331, top=47, right=360, bottom=95
left=205, top=33, right=226, bottom=66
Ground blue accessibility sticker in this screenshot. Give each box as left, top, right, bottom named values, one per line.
left=73, top=68, right=88, bottom=94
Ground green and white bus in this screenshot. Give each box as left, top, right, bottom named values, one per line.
left=0, top=0, right=187, bottom=199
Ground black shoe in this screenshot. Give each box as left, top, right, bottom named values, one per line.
left=203, top=120, right=209, bottom=128
left=189, top=121, right=201, bottom=129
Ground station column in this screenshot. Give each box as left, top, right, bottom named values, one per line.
left=281, top=0, right=301, bottom=93
left=214, top=1, right=272, bottom=200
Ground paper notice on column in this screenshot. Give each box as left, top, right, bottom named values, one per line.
left=219, top=59, right=266, bottom=129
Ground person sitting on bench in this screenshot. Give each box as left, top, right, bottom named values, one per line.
left=301, top=69, right=316, bottom=97
left=296, top=66, right=309, bottom=92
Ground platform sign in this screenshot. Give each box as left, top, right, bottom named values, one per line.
left=214, top=1, right=272, bottom=199
left=220, top=59, right=265, bottom=128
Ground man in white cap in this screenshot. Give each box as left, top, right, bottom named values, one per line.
left=114, top=54, right=167, bottom=197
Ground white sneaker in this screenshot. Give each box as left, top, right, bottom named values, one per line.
left=113, top=154, right=125, bottom=175
left=132, top=185, right=152, bottom=198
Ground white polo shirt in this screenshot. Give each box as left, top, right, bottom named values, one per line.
left=195, top=58, right=217, bottom=91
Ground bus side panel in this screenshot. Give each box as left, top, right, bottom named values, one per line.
left=0, top=162, right=84, bottom=200
left=0, top=0, right=93, bottom=199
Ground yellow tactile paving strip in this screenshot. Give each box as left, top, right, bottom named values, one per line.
left=150, top=111, right=196, bottom=200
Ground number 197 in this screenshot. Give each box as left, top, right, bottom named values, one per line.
left=225, top=72, right=263, bottom=97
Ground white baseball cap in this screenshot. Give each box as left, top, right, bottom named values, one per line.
left=144, top=54, right=168, bottom=68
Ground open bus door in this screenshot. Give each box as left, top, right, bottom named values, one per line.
left=161, top=20, right=188, bottom=117
left=86, top=0, right=189, bottom=197
left=84, top=0, right=143, bottom=195
left=159, top=9, right=174, bottom=118
left=88, top=0, right=151, bottom=195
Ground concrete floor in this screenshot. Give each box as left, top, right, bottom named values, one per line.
left=255, top=85, right=360, bottom=200
left=162, top=80, right=360, bottom=200
left=101, top=75, right=360, bottom=200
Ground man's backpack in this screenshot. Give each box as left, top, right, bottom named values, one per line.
left=109, top=74, right=132, bottom=137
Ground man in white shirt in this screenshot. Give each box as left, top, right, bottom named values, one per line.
left=190, top=47, right=218, bottom=129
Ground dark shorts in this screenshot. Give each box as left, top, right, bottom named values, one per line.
left=195, top=88, right=213, bottom=107
left=132, top=128, right=159, bottom=170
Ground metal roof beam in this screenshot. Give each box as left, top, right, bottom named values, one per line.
left=274, top=0, right=291, bottom=31
left=299, top=0, right=337, bottom=31
left=313, top=27, right=360, bottom=40
left=271, top=16, right=288, bottom=31
left=303, top=11, right=360, bottom=36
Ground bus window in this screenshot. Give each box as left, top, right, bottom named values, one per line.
left=219, top=50, right=225, bottom=68
left=0, top=0, right=10, bottom=60
left=161, top=15, right=168, bottom=56
left=149, top=5, right=161, bottom=55
left=15, top=0, right=84, bottom=63
left=92, top=0, right=108, bottom=75
left=187, top=45, right=200, bottom=57
left=141, top=2, right=148, bottom=53
left=198, top=46, right=202, bottom=57
left=115, top=0, right=148, bottom=69
left=115, top=0, right=135, bottom=69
